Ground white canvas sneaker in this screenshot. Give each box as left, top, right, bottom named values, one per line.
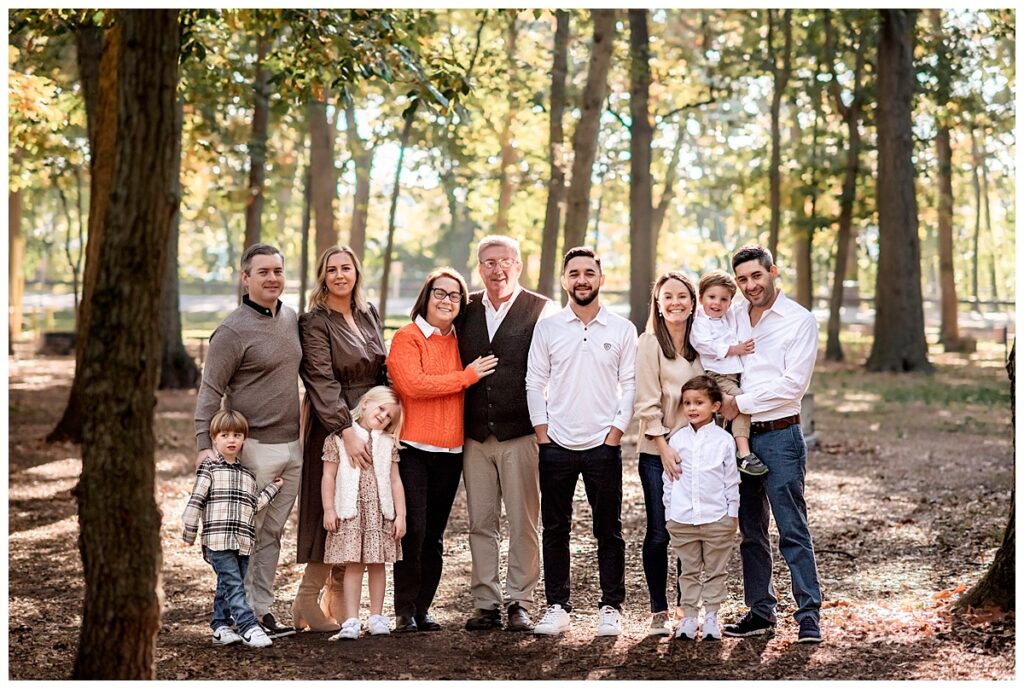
left=368, top=614, right=391, bottom=636
left=595, top=605, right=622, bottom=637
left=702, top=611, right=722, bottom=640
left=330, top=617, right=361, bottom=641
left=240, top=625, right=273, bottom=648
left=212, top=625, right=242, bottom=646
left=675, top=616, right=699, bottom=641
left=533, top=604, right=572, bottom=636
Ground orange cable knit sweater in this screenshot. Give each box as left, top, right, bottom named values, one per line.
left=387, top=322, right=479, bottom=449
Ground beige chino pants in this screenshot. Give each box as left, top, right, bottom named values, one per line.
left=667, top=516, right=737, bottom=617
left=707, top=371, right=750, bottom=441
left=463, top=434, right=541, bottom=611
left=239, top=437, right=302, bottom=618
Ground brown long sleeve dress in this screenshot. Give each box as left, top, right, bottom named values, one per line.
left=296, top=303, right=386, bottom=564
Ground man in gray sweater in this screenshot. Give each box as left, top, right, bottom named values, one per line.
left=194, top=243, right=302, bottom=638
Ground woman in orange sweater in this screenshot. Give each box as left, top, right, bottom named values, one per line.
left=386, top=267, right=497, bottom=632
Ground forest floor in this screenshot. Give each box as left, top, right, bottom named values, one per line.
left=7, top=339, right=1016, bottom=680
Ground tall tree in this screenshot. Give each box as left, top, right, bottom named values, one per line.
left=766, top=9, right=793, bottom=260
left=562, top=9, right=616, bottom=251
left=243, top=29, right=271, bottom=249
left=537, top=9, right=569, bottom=298
left=866, top=9, right=932, bottom=373
left=73, top=9, right=179, bottom=678
left=493, top=12, right=520, bottom=235
left=298, top=164, right=312, bottom=314
left=379, top=106, right=416, bottom=321
left=969, top=127, right=982, bottom=309
left=9, top=182, right=25, bottom=347
left=309, top=99, right=336, bottom=260
left=628, top=8, right=654, bottom=331
left=343, top=98, right=372, bottom=260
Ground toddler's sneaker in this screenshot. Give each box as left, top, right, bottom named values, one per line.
left=702, top=611, right=721, bottom=641
left=240, top=625, right=273, bottom=648
left=212, top=625, right=242, bottom=646
left=646, top=611, right=672, bottom=637
left=533, top=604, right=571, bottom=636
left=329, top=617, right=361, bottom=641
left=737, top=452, right=769, bottom=476
left=595, top=605, right=622, bottom=637
left=368, top=614, right=390, bottom=636
left=675, top=616, right=698, bottom=641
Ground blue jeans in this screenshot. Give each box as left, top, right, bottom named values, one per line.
left=738, top=424, right=822, bottom=624
left=637, top=453, right=681, bottom=613
left=205, top=547, right=259, bottom=633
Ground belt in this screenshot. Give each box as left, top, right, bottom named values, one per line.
left=749, top=414, right=800, bottom=434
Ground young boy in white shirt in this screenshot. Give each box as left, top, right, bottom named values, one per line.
left=689, top=269, right=768, bottom=476
left=663, top=375, right=740, bottom=641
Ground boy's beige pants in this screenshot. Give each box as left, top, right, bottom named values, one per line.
left=667, top=516, right=737, bottom=617
left=707, top=371, right=750, bottom=441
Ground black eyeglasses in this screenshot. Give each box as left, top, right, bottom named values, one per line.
left=430, top=288, right=463, bottom=303
left=481, top=258, right=517, bottom=271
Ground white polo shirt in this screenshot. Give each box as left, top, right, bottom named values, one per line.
left=525, top=304, right=637, bottom=451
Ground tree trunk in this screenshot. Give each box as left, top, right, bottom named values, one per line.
left=494, top=14, right=520, bottom=235
left=49, top=24, right=121, bottom=444
left=298, top=165, right=312, bottom=314
left=791, top=97, right=812, bottom=310
left=309, top=99, right=336, bottom=260
left=9, top=185, right=24, bottom=346
left=379, top=108, right=415, bottom=321
left=866, top=10, right=933, bottom=373
left=969, top=127, right=981, bottom=309
left=76, top=25, right=103, bottom=152
left=628, top=9, right=654, bottom=333
left=343, top=100, right=372, bottom=260
left=767, top=9, right=793, bottom=260
left=244, top=31, right=270, bottom=249
left=72, top=10, right=179, bottom=679
left=537, top=9, right=569, bottom=298
left=956, top=342, right=1014, bottom=611
left=651, top=125, right=685, bottom=253
left=562, top=9, right=616, bottom=251
left=979, top=134, right=996, bottom=301
left=159, top=96, right=200, bottom=390
left=935, top=126, right=960, bottom=346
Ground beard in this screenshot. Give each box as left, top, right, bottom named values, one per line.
left=569, top=285, right=600, bottom=307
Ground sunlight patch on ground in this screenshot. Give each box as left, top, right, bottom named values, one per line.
left=834, top=391, right=883, bottom=413
left=21, top=457, right=81, bottom=479
left=11, top=459, right=81, bottom=500
left=9, top=515, right=78, bottom=541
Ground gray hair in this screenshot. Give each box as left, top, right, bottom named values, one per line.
left=241, top=243, right=284, bottom=275
left=476, top=234, right=521, bottom=262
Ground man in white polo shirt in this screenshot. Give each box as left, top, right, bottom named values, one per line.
left=719, top=244, right=823, bottom=644
left=525, top=247, right=637, bottom=637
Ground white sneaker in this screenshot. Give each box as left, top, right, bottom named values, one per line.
left=675, top=616, right=698, bottom=641
left=329, top=617, right=361, bottom=641
left=595, top=605, right=622, bottom=637
left=212, top=625, right=242, bottom=646
left=702, top=611, right=721, bottom=640
left=368, top=614, right=390, bottom=636
left=240, top=625, right=273, bottom=648
left=533, top=604, right=572, bottom=635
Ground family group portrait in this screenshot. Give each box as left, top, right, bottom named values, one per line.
left=7, top=6, right=1016, bottom=682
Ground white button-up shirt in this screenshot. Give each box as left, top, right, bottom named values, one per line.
left=662, top=422, right=739, bottom=525
left=481, top=284, right=560, bottom=341
left=733, top=290, right=818, bottom=422
left=526, top=304, right=638, bottom=451
left=403, top=315, right=462, bottom=454
left=690, top=306, right=743, bottom=375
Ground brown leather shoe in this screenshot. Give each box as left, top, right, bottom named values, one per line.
left=414, top=613, right=441, bottom=632
left=506, top=603, right=534, bottom=632
left=465, top=607, right=502, bottom=631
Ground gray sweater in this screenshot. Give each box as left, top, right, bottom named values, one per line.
left=194, top=301, right=302, bottom=451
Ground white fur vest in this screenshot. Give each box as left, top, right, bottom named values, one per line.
left=333, top=424, right=396, bottom=521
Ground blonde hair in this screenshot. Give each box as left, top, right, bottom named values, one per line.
left=210, top=409, right=249, bottom=439
left=308, top=246, right=368, bottom=313
left=698, top=269, right=737, bottom=299
left=352, top=386, right=404, bottom=442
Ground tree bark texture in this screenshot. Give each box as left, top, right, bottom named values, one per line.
left=379, top=109, right=415, bottom=321
left=299, top=165, right=312, bottom=314
left=866, top=10, right=933, bottom=373
left=309, top=99, right=336, bottom=260
left=935, top=126, right=960, bottom=347
left=72, top=9, right=179, bottom=679
left=628, top=9, right=654, bottom=333
left=494, top=14, right=520, bottom=235
left=537, top=9, right=569, bottom=299
left=159, top=96, right=200, bottom=389
left=343, top=100, right=371, bottom=260
left=767, top=9, right=793, bottom=261
left=244, top=31, right=270, bottom=249
left=969, top=128, right=982, bottom=307
left=49, top=24, right=121, bottom=444
left=9, top=185, right=25, bottom=344
left=562, top=9, right=615, bottom=252
left=76, top=25, right=104, bottom=153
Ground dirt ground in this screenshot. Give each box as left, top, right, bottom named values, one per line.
left=7, top=340, right=1015, bottom=680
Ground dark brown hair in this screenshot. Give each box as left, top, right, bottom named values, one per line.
left=732, top=244, right=774, bottom=271
left=409, top=267, right=469, bottom=321
left=646, top=272, right=697, bottom=362
left=562, top=246, right=601, bottom=273
left=681, top=374, right=723, bottom=404
left=698, top=269, right=737, bottom=299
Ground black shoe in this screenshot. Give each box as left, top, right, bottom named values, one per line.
left=415, top=613, right=441, bottom=632
left=796, top=617, right=822, bottom=644
left=259, top=612, right=296, bottom=639
left=506, top=603, right=534, bottom=632
left=465, top=607, right=502, bottom=631
left=394, top=614, right=418, bottom=633
left=737, top=453, right=769, bottom=476
left=722, top=611, right=775, bottom=638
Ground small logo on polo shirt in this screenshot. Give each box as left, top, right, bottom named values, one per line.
left=603, top=342, right=612, bottom=351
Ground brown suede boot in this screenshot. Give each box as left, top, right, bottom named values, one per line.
left=292, top=562, right=340, bottom=632
left=322, top=563, right=347, bottom=624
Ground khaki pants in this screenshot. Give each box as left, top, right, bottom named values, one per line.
left=463, top=434, right=540, bottom=610
left=667, top=516, right=737, bottom=617
left=708, top=372, right=750, bottom=441
left=239, top=437, right=302, bottom=617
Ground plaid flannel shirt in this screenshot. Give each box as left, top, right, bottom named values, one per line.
left=181, top=455, right=280, bottom=555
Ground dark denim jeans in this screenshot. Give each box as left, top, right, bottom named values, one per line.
left=739, top=424, right=822, bottom=624
left=637, top=452, right=681, bottom=613
left=205, top=547, right=258, bottom=633
left=393, top=446, right=464, bottom=618
left=539, top=441, right=625, bottom=611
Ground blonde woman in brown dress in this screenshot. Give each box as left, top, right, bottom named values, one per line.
left=293, top=246, right=387, bottom=632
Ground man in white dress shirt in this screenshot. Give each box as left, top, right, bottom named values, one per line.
left=719, top=244, right=823, bottom=644
left=525, top=247, right=638, bottom=637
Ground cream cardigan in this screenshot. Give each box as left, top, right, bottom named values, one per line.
left=632, top=332, right=705, bottom=456
left=331, top=424, right=396, bottom=521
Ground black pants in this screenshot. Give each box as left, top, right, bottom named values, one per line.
left=539, top=441, right=625, bottom=611
left=393, top=446, right=463, bottom=618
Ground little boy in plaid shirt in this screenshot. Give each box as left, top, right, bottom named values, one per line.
left=182, top=409, right=283, bottom=648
